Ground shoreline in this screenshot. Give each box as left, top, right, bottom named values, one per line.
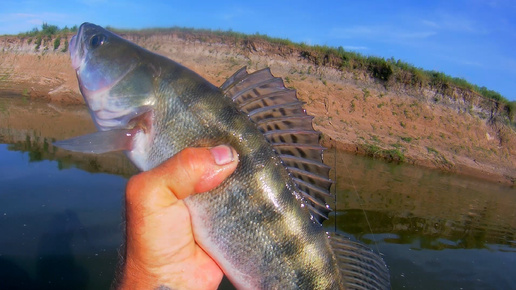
left=320, top=136, right=513, bottom=186
left=1, top=86, right=513, bottom=186
left=1, top=34, right=514, bottom=186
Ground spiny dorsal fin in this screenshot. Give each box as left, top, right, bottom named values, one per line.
left=221, top=67, right=332, bottom=224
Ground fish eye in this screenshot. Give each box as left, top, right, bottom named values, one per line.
left=90, top=34, right=106, bottom=49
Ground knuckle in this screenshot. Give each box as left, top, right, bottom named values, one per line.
left=177, top=147, right=206, bottom=174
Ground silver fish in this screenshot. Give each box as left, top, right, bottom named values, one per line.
left=56, top=23, right=390, bottom=289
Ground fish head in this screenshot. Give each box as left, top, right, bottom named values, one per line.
left=70, top=22, right=156, bottom=131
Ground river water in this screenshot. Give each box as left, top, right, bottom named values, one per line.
left=1, top=95, right=515, bottom=289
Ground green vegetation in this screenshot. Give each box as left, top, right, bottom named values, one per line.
left=53, top=36, right=61, bottom=50
left=427, top=147, right=439, bottom=154
left=18, top=23, right=77, bottom=37
left=0, top=69, right=10, bottom=82
left=34, top=36, right=42, bottom=50
left=362, top=143, right=405, bottom=163
left=400, top=136, right=413, bottom=143
left=62, top=38, right=69, bottom=52
left=15, top=23, right=75, bottom=52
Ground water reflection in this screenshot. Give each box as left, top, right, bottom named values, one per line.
left=4, top=131, right=137, bottom=176
left=0, top=141, right=126, bottom=289
left=0, top=96, right=137, bottom=176
left=324, top=150, right=516, bottom=248
left=323, top=150, right=516, bottom=289
left=332, top=209, right=516, bottom=251
left=1, top=95, right=516, bottom=289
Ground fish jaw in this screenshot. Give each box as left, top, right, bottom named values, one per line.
left=57, top=23, right=158, bottom=161
left=69, top=23, right=155, bottom=129
left=69, top=35, right=81, bottom=70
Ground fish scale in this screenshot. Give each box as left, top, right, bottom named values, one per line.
left=55, top=22, right=390, bottom=290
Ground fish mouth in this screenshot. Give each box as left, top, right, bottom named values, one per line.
left=69, top=35, right=78, bottom=68
left=70, top=23, right=90, bottom=71
left=72, top=52, right=139, bottom=131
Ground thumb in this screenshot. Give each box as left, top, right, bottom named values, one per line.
left=126, top=145, right=239, bottom=211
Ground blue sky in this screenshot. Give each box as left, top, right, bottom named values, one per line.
left=1, top=0, right=515, bottom=101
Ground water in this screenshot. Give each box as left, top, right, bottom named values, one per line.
left=1, top=95, right=515, bottom=289
left=324, top=151, right=516, bottom=289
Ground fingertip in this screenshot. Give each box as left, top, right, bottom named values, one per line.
left=194, top=145, right=239, bottom=194
left=210, top=145, right=237, bottom=165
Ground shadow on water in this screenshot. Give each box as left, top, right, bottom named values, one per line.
left=36, top=210, right=90, bottom=289
left=0, top=211, right=89, bottom=290
left=0, top=258, right=34, bottom=290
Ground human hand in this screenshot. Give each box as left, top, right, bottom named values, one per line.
left=117, top=145, right=239, bottom=290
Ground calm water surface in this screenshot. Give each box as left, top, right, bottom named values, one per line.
left=1, top=96, right=515, bottom=289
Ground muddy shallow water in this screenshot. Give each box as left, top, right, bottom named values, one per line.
left=1, top=96, right=515, bottom=289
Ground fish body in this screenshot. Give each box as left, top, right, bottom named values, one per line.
left=57, top=23, right=389, bottom=289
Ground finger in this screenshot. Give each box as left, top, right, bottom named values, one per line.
left=126, top=145, right=239, bottom=211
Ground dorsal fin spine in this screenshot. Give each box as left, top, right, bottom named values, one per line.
left=231, top=77, right=287, bottom=101
left=220, top=66, right=249, bottom=90
left=239, top=91, right=295, bottom=111
left=264, top=129, right=320, bottom=136
left=291, top=177, right=333, bottom=198
left=271, top=143, right=325, bottom=150
left=255, top=115, right=313, bottom=125
left=306, top=204, right=330, bottom=220
left=279, top=155, right=331, bottom=170
left=286, top=167, right=333, bottom=184
left=299, top=189, right=330, bottom=208
left=247, top=101, right=305, bottom=117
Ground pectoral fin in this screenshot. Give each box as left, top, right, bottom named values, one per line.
left=53, top=129, right=134, bottom=154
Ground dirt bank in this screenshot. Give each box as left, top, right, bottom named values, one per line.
left=1, top=32, right=515, bottom=185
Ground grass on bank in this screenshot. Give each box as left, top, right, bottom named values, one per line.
left=18, top=23, right=77, bottom=37
left=107, top=25, right=515, bottom=121
left=8, top=23, right=516, bottom=122
left=17, top=23, right=76, bottom=52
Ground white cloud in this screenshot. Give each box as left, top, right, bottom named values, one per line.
left=0, top=12, right=77, bottom=34
left=421, top=12, right=488, bottom=34
left=216, top=6, right=253, bottom=22
left=421, top=20, right=439, bottom=28
left=330, top=25, right=436, bottom=42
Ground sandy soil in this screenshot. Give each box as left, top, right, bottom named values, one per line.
left=1, top=33, right=515, bottom=185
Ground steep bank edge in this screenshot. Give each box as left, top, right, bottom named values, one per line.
left=1, top=33, right=515, bottom=185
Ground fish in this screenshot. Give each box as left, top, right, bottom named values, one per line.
left=56, top=22, right=390, bottom=289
